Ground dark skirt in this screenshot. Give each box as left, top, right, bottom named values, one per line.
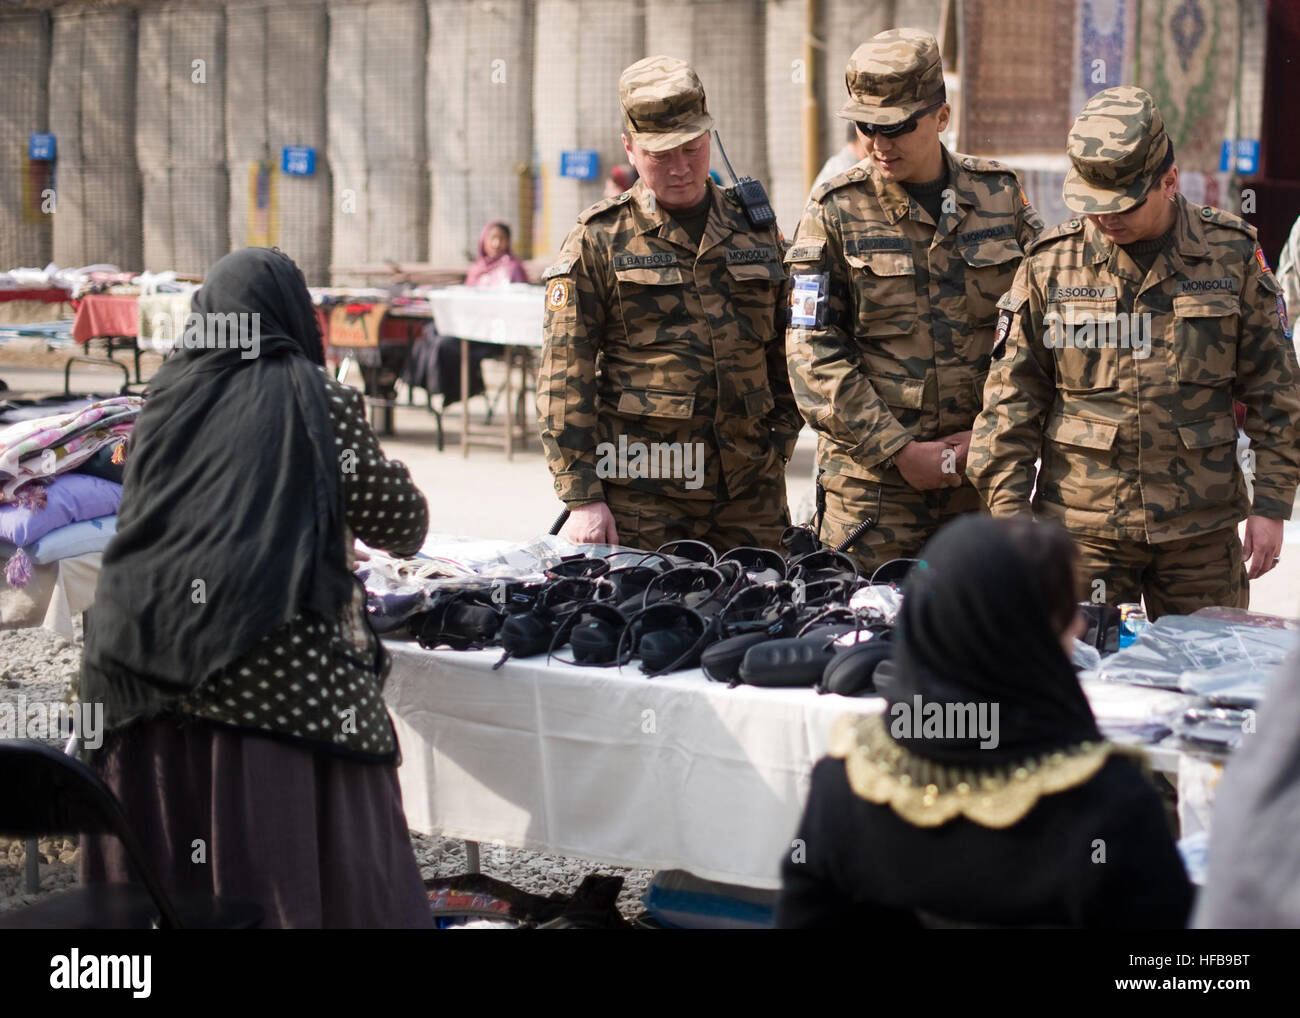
left=401, top=329, right=494, bottom=406
left=79, top=719, right=433, bottom=929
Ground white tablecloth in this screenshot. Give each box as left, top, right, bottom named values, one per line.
left=424, top=284, right=545, bottom=347
left=384, top=642, right=1185, bottom=888
left=384, top=641, right=882, bottom=888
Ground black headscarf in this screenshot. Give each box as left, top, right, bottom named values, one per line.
left=81, top=248, right=355, bottom=727
left=887, top=515, right=1101, bottom=763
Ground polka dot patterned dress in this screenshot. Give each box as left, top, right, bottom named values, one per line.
left=177, top=375, right=429, bottom=763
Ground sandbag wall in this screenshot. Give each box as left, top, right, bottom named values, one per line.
left=48, top=5, right=143, bottom=270
left=0, top=10, right=53, bottom=270
left=136, top=1, right=229, bottom=277
left=226, top=0, right=331, bottom=284
left=426, top=0, right=533, bottom=264
left=646, top=0, right=768, bottom=197
left=763, top=0, right=809, bottom=236
left=327, top=0, right=429, bottom=286
left=532, top=0, right=644, bottom=259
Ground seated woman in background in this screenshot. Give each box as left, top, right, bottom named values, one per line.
left=778, top=515, right=1193, bottom=929
left=79, top=247, right=432, bottom=928
left=407, top=220, right=529, bottom=407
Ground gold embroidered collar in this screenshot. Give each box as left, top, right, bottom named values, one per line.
left=829, top=713, right=1113, bottom=829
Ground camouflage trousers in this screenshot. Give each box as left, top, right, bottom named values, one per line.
left=602, top=479, right=791, bottom=553
left=1071, top=527, right=1249, bottom=622
left=819, top=473, right=983, bottom=576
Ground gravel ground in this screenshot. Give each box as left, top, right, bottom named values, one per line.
left=0, top=623, right=654, bottom=925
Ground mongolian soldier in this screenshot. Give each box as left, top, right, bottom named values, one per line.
left=785, top=28, right=1043, bottom=574
left=538, top=56, right=801, bottom=551
left=968, top=86, right=1300, bottom=618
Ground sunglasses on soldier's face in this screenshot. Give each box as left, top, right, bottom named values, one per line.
left=856, top=101, right=945, bottom=139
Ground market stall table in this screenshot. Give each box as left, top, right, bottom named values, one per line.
left=383, top=641, right=1186, bottom=890
left=422, top=284, right=544, bottom=459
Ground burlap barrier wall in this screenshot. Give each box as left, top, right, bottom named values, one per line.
left=531, top=0, right=644, bottom=260
left=645, top=0, right=768, bottom=195
left=328, top=0, right=429, bottom=285
left=226, top=0, right=331, bottom=284
left=427, top=0, right=534, bottom=266
left=0, top=11, right=54, bottom=270
left=49, top=6, right=142, bottom=269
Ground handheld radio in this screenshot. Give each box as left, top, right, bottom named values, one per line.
left=713, top=131, right=775, bottom=228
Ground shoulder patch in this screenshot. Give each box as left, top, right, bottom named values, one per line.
left=1025, top=217, right=1084, bottom=255
left=541, top=260, right=573, bottom=281
left=576, top=192, right=630, bottom=225
left=1197, top=204, right=1257, bottom=240
left=784, top=239, right=826, bottom=264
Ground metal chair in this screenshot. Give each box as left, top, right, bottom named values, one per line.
left=0, top=739, right=262, bottom=929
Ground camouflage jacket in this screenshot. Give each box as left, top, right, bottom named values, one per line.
left=784, top=147, right=1043, bottom=486
left=537, top=177, right=802, bottom=505
left=968, top=196, right=1300, bottom=543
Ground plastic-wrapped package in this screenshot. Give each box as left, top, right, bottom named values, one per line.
left=1079, top=679, right=1196, bottom=746
left=1095, top=614, right=1298, bottom=698
left=1173, top=706, right=1254, bottom=756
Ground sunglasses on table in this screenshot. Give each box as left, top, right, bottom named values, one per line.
left=856, top=100, right=945, bottom=139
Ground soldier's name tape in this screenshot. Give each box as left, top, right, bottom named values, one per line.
left=954, top=224, right=1015, bottom=246
left=846, top=236, right=910, bottom=255
left=613, top=253, right=678, bottom=269
left=725, top=246, right=778, bottom=265
left=1042, top=310, right=1153, bottom=358
left=1046, top=285, right=1118, bottom=301
left=1175, top=277, right=1238, bottom=295
left=594, top=437, right=706, bottom=490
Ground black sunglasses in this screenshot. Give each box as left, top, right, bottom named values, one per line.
left=856, top=101, right=945, bottom=139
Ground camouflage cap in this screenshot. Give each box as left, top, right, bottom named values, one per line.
left=837, top=28, right=946, bottom=126
left=1063, top=86, right=1172, bottom=215
left=619, top=56, right=715, bottom=153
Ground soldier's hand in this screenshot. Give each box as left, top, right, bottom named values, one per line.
left=894, top=440, right=964, bottom=490
left=562, top=501, right=621, bottom=546
left=944, top=431, right=972, bottom=476
left=1243, top=515, right=1284, bottom=579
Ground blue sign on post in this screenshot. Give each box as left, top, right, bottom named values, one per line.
left=1220, top=139, right=1260, bottom=175
left=282, top=146, right=316, bottom=176
left=29, top=134, right=56, bottom=160
left=559, top=149, right=599, bottom=180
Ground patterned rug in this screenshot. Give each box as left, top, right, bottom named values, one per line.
left=959, top=0, right=1077, bottom=154
left=1072, top=0, right=1139, bottom=117
left=1136, top=0, right=1241, bottom=175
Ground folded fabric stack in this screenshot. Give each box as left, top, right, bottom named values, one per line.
left=0, top=474, right=122, bottom=588
left=0, top=396, right=142, bottom=590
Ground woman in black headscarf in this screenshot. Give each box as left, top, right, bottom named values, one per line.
left=80, top=248, right=433, bottom=928
left=778, top=515, right=1192, bottom=928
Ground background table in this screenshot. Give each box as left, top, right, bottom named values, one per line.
left=424, top=284, right=544, bottom=459
left=384, top=641, right=1186, bottom=889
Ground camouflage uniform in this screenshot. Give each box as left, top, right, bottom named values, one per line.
left=537, top=56, right=802, bottom=552
left=1276, top=213, right=1300, bottom=363
left=784, top=30, right=1043, bottom=574
left=968, top=87, right=1300, bottom=619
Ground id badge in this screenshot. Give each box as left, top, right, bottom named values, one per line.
left=790, top=273, right=828, bottom=328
